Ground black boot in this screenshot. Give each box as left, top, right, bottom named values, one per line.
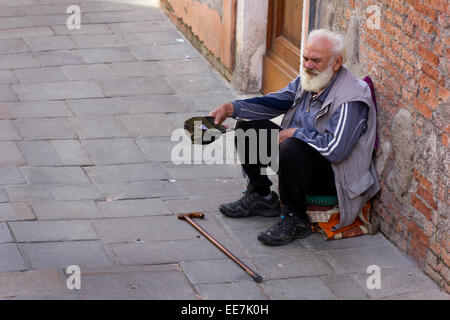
left=219, top=185, right=280, bottom=218
left=257, top=206, right=312, bottom=246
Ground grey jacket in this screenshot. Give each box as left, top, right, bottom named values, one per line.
left=233, top=66, right=380, bottom=229
left=284, top=66, right=379, bottom=229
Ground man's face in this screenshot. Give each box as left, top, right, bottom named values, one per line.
left=300, top=36, right=342, bottom=92
left=303, top=36, right=333, bottom=74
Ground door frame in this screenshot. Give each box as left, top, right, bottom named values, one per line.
left=233, top=0, right=314, bottom=93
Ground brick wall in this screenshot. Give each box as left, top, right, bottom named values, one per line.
left=317, top=0, right=448, bottom=291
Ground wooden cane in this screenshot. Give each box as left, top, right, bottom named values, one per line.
left=178, top=212, right=263, bottom=283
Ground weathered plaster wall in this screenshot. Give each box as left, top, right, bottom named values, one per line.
left=314, top=0, right=449, bottom=291
left=232, top=0, right=269, bottom=92
left=160, top=0, right=236, bottom=79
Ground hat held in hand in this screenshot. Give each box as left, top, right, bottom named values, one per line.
left=183, top=116, right=227, bottom=145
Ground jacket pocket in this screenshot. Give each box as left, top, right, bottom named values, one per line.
left=343, top=171, right=374, bottom=200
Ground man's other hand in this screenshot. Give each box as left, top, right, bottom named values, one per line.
left=279, top=128, right=297, bottom=144
left=209, top=102, right=234, bottom=125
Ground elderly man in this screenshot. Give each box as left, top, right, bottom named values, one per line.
left=210, top=29, right=380, bottom=246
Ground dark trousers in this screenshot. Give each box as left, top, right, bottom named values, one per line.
left=235, top=120, right=337, bottom=217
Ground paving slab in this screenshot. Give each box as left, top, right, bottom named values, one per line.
left=112, top=237, right=246, bottom=265
left=321, top=274, right=370, bottom=300
left=0, top=53, right=40, bottom=69
left=0, top=269, right=67, bottom=299
left=12, top=265, right=197, bottom=300
left=93, top=214, right=228, bottom=244
left=22, top=167, right=90, bottom=185
left=0, top=202, right=35, bottom=222
left=117, top=113, right=176, bottom=137
left=195, top=281, right=267, bottom=300
left=228, top=228, right=311, bottom=258
left=99, top=77, right=174, bottom=97
left=52, top=24, right=113, bottom=36
left=24, top=35, right=77, bottom=51
left=319, top=244, right=417, bottom=275
left=0, top=7, right=25, bottom=18
left=163, top=194, right=241, bottom=214
left=0, top=39, right=28, bottom=54
left=18, top=140, right=64, bottom=166
left=352, top=267, right=443, bottom=300
left=61, top=63, right=116, bottom=81
left=69, top=115, right=131, bottom=139
left=84, top=163, right=170, bottom=183
left=66, top=97, right=129, bottom=116
left=1, top=101, right=73, bottom=119
left=179, top=179, right=246, bottom=197
left=123, top=94, right=187, bottom=113
left=77, top=47, right=136, bottom=63
left=47, top=184, right=104, bottom=201
left=82, top=138, right=147, bottom=165
left=0, top=243, right=26, bottom=272
left=96, top=198, right=171, bottom=218
left=136, top=137, right=182, bottom=162
left=109, top=61, right=165, bottom=78
left=0, top=70, right=18, bottom=85
left=5, top=185, right=54, bottom=202
left=0, top=188, right=7, bottom=202
left=82, top=1, right=138, bottom=13
left=0, top=120, right=20, bottom=140
left=262, top=277, right=337, bottom=300
left=0, top=26, right=53, bottom=39
left=0, top=222, right=12, bottom=243
left=108, top=20, right=175, bottom=33
left=165, top=163, right=243, bottom=180
left=0, top=166, right=26, bottom=184
left=123, top=30, right=182, bottom=46
left=300, top=232, right=390, bottom=252
left=159, top=59, right=213, bottom=76
left=95, top=180, right=182, bottom=200
left=72, top=34, right=127, bottom=49
left=33, top=50, right=86, bottom=67
left=9, top=220, right=98, bottom=242
left=86, top=9, right=164, bottom=24
left=13, top=80, right=104, bottom=101
left=0, top=16, right=34, bottom=30
left=166, top=73, right=227, bottom=94
left=15, top=118, right=77, bottom=140
left=383, top=289, right=450, bottom=300
left=13, top=67, right=67, bottom=83
left=19, top=241, right=114, bottom=269
left=129, top=44, right=199, bottom=61
left=29, top=200, right=102, bottom=220
left=0, top=85, right=18, bottom=102
left=0, top=142, right=25, bottom=165
left=251, top=253, right=334, bottom=280
left=181, top=258, right=260, bottom=285
left=50, top=140, right=93, bottom=166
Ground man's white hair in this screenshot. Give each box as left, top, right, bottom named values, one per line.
left=308, top=29, right=347, bottom=62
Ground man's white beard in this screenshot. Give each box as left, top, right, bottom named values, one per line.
left=300, top=63, right=334, bottom=93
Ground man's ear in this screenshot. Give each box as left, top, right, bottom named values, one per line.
left=333, top=56, right=343, bottom=72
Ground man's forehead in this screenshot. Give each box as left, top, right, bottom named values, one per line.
left=304, top=36, right=332, bottom=58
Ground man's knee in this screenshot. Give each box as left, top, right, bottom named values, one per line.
left=235, top=120, right=253, bottom=131
left=279, top=137, right=304, bottom=166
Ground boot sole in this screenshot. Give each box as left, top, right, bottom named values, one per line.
left=257, top=228, right=312, bottom=246
left=219, top=205, right=280, bottom=218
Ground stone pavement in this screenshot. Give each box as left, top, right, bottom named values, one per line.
left=0, top=0, right=447, bottom=300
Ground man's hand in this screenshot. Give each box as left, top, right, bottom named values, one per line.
left=279, top=128, right=298, bottom=144
left=209, top=102, right=234, bottom=125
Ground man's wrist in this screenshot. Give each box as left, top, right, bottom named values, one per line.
left=230, top=101, right=240, bottom=118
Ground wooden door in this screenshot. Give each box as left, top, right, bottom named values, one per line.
left=262, top=0, right=302, bottom=94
